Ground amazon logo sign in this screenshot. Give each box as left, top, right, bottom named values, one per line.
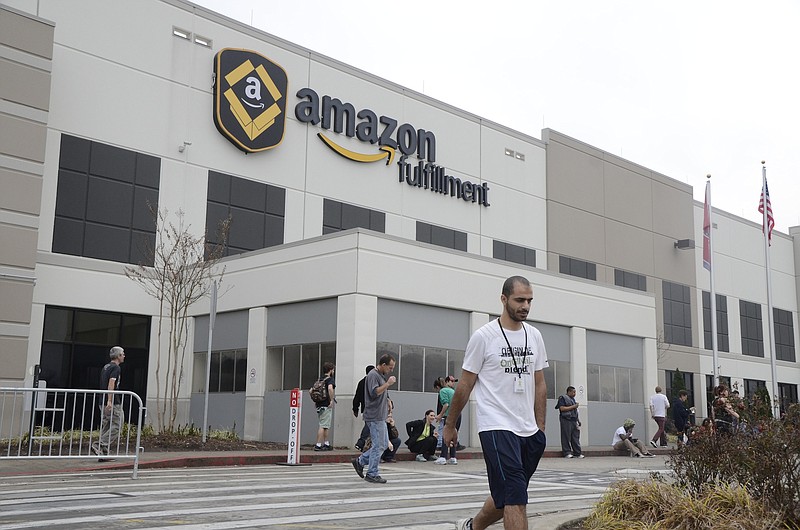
left=213, top=49, right=489, bottom=207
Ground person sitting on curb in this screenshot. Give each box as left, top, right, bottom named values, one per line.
left=406, top=410, right=439, bottom=462
left=611, top=418, right=655, bottom=457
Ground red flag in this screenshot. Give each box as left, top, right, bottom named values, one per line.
left=759, top=178, right=774, bottom=245
left=703, top=181, right=711, bottom=271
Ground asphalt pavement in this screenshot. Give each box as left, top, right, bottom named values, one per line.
left=0, top=445, right=673, bottom=529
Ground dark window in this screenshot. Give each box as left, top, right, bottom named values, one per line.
left=663, top=281, right=692, bottom=346
left=740, top=300, right=764, bottom=357
left=702, top=291, right=729, bottom=352
left=40, top=306, right=150, bottom=428
left=54, top=135, right=160, bottom=265
left=559, top=256, right=596, bottom=280
left=665, top=369, right=695, bottom=407
left=264, top=343, right=336, bottom=391
left=206, top=350, right=247, bottom=393
left=206, top=171, right=285, bottom=256
left=493, top=240, right=536, bottom=267
left=375, top=342, right=464, bottom=393
left=614, top=269, right=646, bottom=291
left=774, top=308, right=795, bottom=362
left=743, top=378, right=766, bottom=400
left=322, top=199, right=385, bottom=234
left=779, top=383, right=798, bottom=415
left=416, top=222, right=467, bottom=251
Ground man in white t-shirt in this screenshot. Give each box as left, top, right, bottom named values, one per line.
left=444, top=276, right=548, bottom=530
left=649, top=386, right=670, bottom=448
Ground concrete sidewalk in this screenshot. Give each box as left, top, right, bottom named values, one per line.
left=0, top=444, right=671, bottom=476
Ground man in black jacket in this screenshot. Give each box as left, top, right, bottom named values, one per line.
left=672, top=390, right=692, bottom=447
left=352, top=365, right=374, bottom=451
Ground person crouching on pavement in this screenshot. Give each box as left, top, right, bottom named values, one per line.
left=406, top=410, right=439, bottom=462
left=612, top=418, right=654, bottom=457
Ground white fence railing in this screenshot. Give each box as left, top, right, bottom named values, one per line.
left=0, top=387, right=144, bottom=478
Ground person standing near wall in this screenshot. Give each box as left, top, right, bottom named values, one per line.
left=352, top=354, right=396, bottom=484
left=435, top=375, right=460, bottom=464
left=92, top=346, right=125, bottom=461
left=314, top=362, right=336, bottom=451
left=649, top=386, right=670, bottom=448
left=444, top=275, right=549, bottom=530
left=556, top=385, right=583, bottom=458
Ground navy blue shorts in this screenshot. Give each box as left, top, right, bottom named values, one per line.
left=478, top=429, right=547, bottom=508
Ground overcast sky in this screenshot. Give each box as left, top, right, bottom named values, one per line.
left=193, top=0, right=799, bottom=234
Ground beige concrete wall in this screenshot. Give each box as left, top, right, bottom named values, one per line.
left=544, top=128, right=695, bottom=289
left=0, top=5, right=53, bottom=384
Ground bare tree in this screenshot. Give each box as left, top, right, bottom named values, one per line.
left=125, top=206, right=230, bottom=432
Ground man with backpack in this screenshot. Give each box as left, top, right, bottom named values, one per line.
left=312, top=362, right=336, bottom=451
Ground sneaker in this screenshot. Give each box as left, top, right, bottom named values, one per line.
left=649, top=440, right=658, bottom=448
left=634, top=452, right=643, bottom=457
left=364, top=474, right=387, bottom=483
left=564, top=454, right=574, bottom=458
left=643, top=453, right=655, bottom=458
left=381, top=458, right=396, bottom=463
left=416, top=454, right=427, bottom=462
left=322, top=444, right=333, bottom=451
left=314, top=444, right=324, bottom=451
left=97, top=458, right=116, bottom=462
left=455, top=518, right=474, bottom=530
left=448, top=458, right=458, bottom=465
left=434, top=457, right=447, bottom=465
left=456, top=444, right=466, bottom=451
left=425, top=455, right=438, bottom=462
left=351, top=457, right=365, bottom=478
left=354, top=442, right=364, bottom=452
left=576, top=454, right=585, bottom=459
left=90, top=443, right=103, bottom=456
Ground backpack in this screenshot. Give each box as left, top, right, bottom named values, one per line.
left=309, top=378, right=328, bottom=404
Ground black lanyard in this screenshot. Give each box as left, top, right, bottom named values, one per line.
left=498, top=318, right=527, bottom=378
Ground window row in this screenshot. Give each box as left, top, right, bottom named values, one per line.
left=192, top=349, right=247, bottom=392
left=586, top=364, right=644, bottom=403
left=701, top=291, right=796, bottom=362
left=376, top=342, right=464, bottom=393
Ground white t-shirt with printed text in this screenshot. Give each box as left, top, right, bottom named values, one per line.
left=462, top=319, right=549, bottom=436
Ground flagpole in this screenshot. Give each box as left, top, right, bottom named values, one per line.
left=761, top=163, right=779, bottom=417
left=705, top=176, right=719, bottom=388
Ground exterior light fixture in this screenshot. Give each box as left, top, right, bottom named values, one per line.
left=674, top=239, right=695, bottom=250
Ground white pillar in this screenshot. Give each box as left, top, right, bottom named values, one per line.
left=244, top=307, right=267, bottom=441
left=643, top=337, right=658, bottom=441
left=569, top=327, right=588, bottom=445
left=334, top=294, right=378, bottom=448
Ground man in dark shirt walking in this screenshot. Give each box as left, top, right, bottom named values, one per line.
left=92, top=346, right=125, bottom=461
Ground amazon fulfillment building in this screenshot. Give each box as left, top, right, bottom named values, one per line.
left=3, top=0, right=800, bottom=449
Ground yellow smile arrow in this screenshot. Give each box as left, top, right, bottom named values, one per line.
left=317, top=133, right=396, bottom=165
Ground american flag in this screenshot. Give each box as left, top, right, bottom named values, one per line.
left=758, top=177, right=774, bottom=244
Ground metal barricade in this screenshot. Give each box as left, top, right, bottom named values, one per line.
left=0, top=387, right=145, bottom=479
